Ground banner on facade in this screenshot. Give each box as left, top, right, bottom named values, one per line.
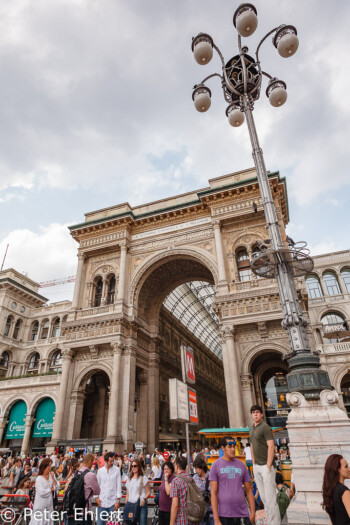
left=32, top=398, right=56, bottom=437
left=169, top=378, right=189, bottom=421
left=188, top=387, right=199, bottom=425
left=5, top=400, right=26, bottom=439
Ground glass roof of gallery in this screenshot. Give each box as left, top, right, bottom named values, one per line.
left=163, top=281, right=221, bottom=359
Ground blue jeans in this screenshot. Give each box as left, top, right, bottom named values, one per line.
left=139, top=503, right=148, bottom=525
left=97, top=505, right=115, bottom=525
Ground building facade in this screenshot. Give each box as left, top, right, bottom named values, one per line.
left=0, top=167, right=349, bottom=454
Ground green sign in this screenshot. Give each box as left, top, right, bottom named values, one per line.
left=5, top=400, right=26, bottom=439
left=32, top=398, right=55, bottom=437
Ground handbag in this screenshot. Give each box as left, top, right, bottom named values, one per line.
left=123, top=476, right=144, bottom=524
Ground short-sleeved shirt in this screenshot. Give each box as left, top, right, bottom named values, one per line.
left=331, top=483, right=350, bottom=525
left=209, top=457, right=250, bottom=518
left=170, top=472, right=191, bottom=525
left=126, top=475, right=148, bottom=503
left=249, top=420, right=275, bottom=466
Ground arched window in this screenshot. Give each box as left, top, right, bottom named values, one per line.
left=0, top=351, right=9, bottom=368
left=306, top=275, right=323, bottom=299
left=50, top=351, right=62, bottom=372
left=341, top=269, right=350, bottom=293
left=41, top=319, right=49, bottom=339
left=323, top=272, right=341, bottom=295
left=31, top=321, right=39, bottom=341
left=12, top=319, right=21, bottom=340
left=94, top=278, right=103, bottom=307
left=28, top=352, right=40, bottom=371
left=321, top=312, right=347, bottom=343
left=4, top=315, right=13, bottom=337
left=52, top=318, right=60, bottom=338
left=237, top=249, right=252, bottom=281
left=107, top=275, right=116, bottom=304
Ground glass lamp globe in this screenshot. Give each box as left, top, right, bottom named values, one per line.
left=236, top=9, right=258, bottom=37
left=192, top=34, right=213, bottom=65
left=194, top=41, right=213, bottom=65
left=227, top=106, right=245, bottom=127
left=269, top=86, right=287, bottom=107
left=278, top=32, right=299, bottom=57
left=193, top=87, right=211, bottom=112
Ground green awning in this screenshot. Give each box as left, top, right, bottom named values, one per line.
left=33, top=398, right=55, bottom=437
left=5, top=400, right=27, bottom=439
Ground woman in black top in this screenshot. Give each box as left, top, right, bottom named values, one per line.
left=322, top=453, right=350, bottom=524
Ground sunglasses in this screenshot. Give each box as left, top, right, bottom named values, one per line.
left=132, top=464, right=138, bottom=468
left=226, top=442, right=236, bottom=447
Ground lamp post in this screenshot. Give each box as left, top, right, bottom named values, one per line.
left=191, top=4, right=332, bottom=399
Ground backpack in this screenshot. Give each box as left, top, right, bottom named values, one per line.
left=63, top=469, right=90, bottom=517
left=276, top=485, right=290, bottom=519
left=178, top=475, right=206, bottom=523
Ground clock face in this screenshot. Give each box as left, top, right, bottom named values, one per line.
left=11, top=301, right=17, bottom=310
left=20, top=306, right=25, bottom=313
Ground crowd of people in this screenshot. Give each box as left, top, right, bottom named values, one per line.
left=0, top=404, right=349, bottom=525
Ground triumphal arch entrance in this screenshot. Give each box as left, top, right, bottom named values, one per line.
left=48, top=167, right=303, bottom=452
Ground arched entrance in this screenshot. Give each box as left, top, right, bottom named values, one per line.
left=80, top=371, right=110, bottom=440
left=250, top=351, right=289, bottom=427
left=133, top=253, right=228, bottom=450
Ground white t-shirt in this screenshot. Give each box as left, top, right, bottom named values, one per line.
left=152, top=466, right=162, bottom=479
left=126, top=475, right=148, bottom=503
left=50, top=454, right=57, bottom=467
left=244, top=447, right=252, bottom=461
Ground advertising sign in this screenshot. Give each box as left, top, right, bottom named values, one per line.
left=188, top=387, right=199, bottom=425
left=181, top=346, right=195, bottom=384
left=5, top=400, right=26, bottom=439
left=324, top=323, right=345, bottom=333
left=32, top=398, right=55, bottom=437
left=169, top=378, right=189, bottom=421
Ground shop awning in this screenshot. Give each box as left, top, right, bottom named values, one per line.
left=5, top=400, right=26, bottom=439
left=159, top=433, right=186, bottom=442
left=33, top=398, right=55, bottom=437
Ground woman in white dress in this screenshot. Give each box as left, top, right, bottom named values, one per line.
left=30, top=458, right=57, bottom=525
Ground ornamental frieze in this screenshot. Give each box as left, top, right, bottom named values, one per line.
left=129, top=227, right=213, bottom=254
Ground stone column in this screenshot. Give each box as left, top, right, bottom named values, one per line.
left=212, top=221, right=229, bottom=292
left=51, top=349, right=73, bottom=441
left=222, top=327, right=245, bottom=427
left=147, top=351, right=160, bottom=451
left=117, top=243, right=128, bottom=302
left=72, top=253, right=85, bottom=309
left=106, top=342, right=123, bottom=440
left=220, top=335, right=236, bottom=426
left=121, top=345, right=136, bottom=451
left=66, top=391, right=85, bottom=439
left=241, top=374, right=255, bottom=423
left=137, top=369, right=148, bottom=445
left=21, top=415, right=34, bottom=455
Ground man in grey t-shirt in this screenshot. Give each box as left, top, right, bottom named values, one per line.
left=249, top=405, right=281, bottom=525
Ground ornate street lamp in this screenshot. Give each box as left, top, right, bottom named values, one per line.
left=191, top=4, right=332, bottom=398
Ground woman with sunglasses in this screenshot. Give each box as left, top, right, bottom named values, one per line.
left=125, top=459, right=150, bottom=525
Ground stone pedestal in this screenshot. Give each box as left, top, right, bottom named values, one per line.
left=286, top=389, right=350, bottom=524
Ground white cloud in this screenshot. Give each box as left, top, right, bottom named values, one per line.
left=0, top=223, right=77, bottom=283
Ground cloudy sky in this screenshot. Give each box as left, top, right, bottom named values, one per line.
left=0, top=0, right=349, bottom=302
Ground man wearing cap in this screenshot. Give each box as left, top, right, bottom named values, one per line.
left=210, top=436, right=255, bottom=525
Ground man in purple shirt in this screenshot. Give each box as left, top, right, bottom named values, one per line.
left=210, top=436, right=255, bottom=525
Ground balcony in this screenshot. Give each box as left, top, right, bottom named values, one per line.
left=0, top=371, right=61, bottom=389
left=317, top=342, right=350, bottom=354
